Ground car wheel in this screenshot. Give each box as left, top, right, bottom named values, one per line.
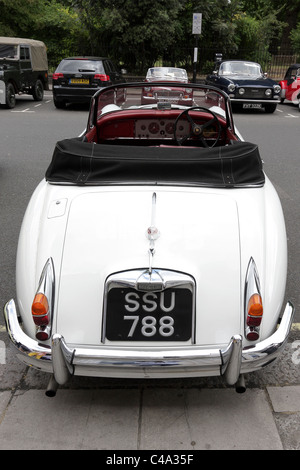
left=265, top=103, right=277, bottom=113
left=53, top=98, right=66, bottom=109
left=6, top=83, right=16, bottom=109
left=32, top=79, right=44, bottom=101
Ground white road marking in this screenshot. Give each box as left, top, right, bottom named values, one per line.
left=11, top=108, right=34, bottom=113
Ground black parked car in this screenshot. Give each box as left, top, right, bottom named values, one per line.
left=0, top=37, right=48, bottom=109
left=205, top=55, right=281, bottom=113
left=52, top=57, right=126, bottom=108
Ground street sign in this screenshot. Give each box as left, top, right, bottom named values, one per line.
left=192, top=13, right=202, bottom=35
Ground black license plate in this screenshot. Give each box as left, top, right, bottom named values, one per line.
left=243, top=103, right=262, bottom=109
left=105, top=287, right=193, bottom=341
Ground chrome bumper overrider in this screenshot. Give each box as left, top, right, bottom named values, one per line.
left=4, top=299, right=294, bottom=386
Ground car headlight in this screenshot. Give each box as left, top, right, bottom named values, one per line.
left=228, top=84, right=235, bottom=92
left=238, top=88, right=245, bottom=95
left=265, top=88, right=272, bottom=96
left=273, top=85, right=281, bottom=94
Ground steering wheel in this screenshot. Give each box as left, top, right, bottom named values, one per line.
left=174, top=106, right=222, bottom=147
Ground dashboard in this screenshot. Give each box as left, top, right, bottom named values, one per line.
left=98, top=117, right=223, bottom=143
left=135, top=118, right=189, bottom=139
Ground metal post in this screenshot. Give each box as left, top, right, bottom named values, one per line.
left=193, top=36, right=198, bottom=83
left=192, top=13, right=202, bottom=83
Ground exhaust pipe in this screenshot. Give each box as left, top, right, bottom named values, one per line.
left=235, top=374, right=246, bottom=393
left=45, top=374, right=59, bottom=397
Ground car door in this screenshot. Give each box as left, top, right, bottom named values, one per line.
left=19, top=45, right=32, bottom=88
left=286, top=68, right=299, bottom=100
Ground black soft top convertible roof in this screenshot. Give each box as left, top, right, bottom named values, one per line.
left=45, top=139, right=265, bottom=188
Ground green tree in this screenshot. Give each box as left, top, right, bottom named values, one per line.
left=0, top=0, right=43, bottom=36
left=67, top=0, right=185, bottom=71
left=290, top=24, right=300, bottom=55
left=1, top=0, right=298, bottom=72
left=0, top=0, right=88, bottom=68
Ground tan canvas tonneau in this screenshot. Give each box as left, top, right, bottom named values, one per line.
left=0, top=37, right=48, bottom=71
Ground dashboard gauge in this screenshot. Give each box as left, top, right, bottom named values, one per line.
left=202, top=126, right=216, bottom=138
left=148, top=122, right=159, bottom=134
left=165, top=122, right=174, bottom=134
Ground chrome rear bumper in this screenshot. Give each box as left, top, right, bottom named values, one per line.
left=4, top=299, right=294, bottom=386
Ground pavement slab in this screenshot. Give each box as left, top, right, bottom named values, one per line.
left=0, top=387, right=284, bottom=450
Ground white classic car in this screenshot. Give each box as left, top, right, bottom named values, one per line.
left=4, top=82, right=294, bottom=396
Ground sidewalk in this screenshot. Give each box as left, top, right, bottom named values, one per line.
left=0, top=383, right=299, bottom=450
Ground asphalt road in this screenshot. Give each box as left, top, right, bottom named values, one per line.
left=0, top=92, right=299, bottom=450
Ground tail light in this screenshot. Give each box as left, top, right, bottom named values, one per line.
left=247, top=293, right=263, bottom=326
left=31, top=258, right=55, bottom=341
left=94, top=74, right=110, bottom=81
left=32, top=293, right=49, bottom=326
left=244, top=258, right=263, bottom=341
left=52, top=73, right=64, bottom=80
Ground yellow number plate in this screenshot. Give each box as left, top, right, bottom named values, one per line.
left=70, top=78, right=89, bottom=84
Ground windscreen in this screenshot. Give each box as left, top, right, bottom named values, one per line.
left=57, top=59, right=105, bottom=73
left=95, top=84, right=228, bottom=122
left=146, top=67, right=188, bottom=82
left=219, top=61, right=262, bottom=76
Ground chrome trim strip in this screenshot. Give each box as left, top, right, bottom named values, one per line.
left=4, top=298, right=295, bottom=384
left=244, top=257, right=262, bottom=338
left=33, top=258, right=55, bottom=338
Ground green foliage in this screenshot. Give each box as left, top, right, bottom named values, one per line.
left=0, top=0, right=298, bottom=72
left=290, top=24, right=300, bottom=55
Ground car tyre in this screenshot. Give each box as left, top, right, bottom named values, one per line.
left=265, top=103, right=277, bottom=113
left=32, top=79, right=44, bottom=101
left=5, top=83, right=16, bottom=109
left=53, top=98, right=66, bottom=109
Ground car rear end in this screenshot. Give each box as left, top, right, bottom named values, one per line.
left=4, top=180, right=294, bottom=392
left=52, top=57, right=111, bottom=106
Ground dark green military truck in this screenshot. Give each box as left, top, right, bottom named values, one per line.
left=0, top=37, right=49, bottom=109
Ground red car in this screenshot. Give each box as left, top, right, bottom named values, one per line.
left=141, top=67, right=193, bottom=106
left=279, top=64, right=300, bottom=111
